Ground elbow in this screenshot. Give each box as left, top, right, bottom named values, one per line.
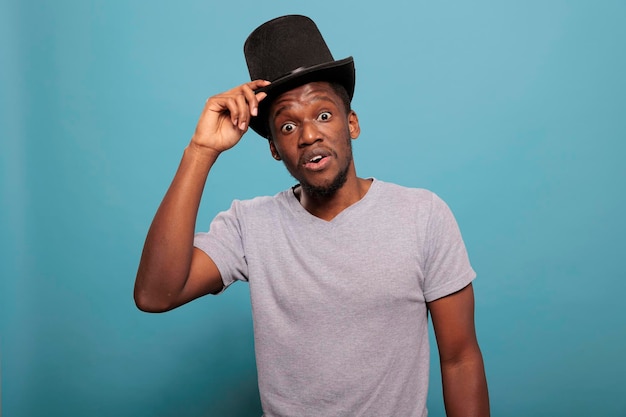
left=134, top=266, right=180, bottom=312
left=134, top=293, right=163, bottom=313
left=133, top=286, right=174, bottom=313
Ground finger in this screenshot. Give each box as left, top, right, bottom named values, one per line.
left=210, top=81, right=270, bottom=128
left=241, top=84, right=261, bottom=117
left=248, top=91, right=269, bottom=117
left=247, top=79, right=271, bottom=90
left=217, top=95, right=241, bottom=128
left=233, top=93, right=250, bottom=130
left=244, top=81, right=270, bottom=116
left=238, top=81, right=269, bottom=127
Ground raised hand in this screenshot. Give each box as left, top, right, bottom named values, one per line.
left=191, top=80, right=270, bottom=155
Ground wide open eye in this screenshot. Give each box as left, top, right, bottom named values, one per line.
left=280, top=123, right=296, bottom=134
left=317, top=111, right=332, bottom=121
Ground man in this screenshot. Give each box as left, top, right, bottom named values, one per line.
left=135, top=15, right=489, bottom=417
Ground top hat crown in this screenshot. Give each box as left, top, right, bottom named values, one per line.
left=244, top=15, right=355, bottom=138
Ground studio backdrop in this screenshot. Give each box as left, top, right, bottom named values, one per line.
left=1, top=1, right=625, bottom=416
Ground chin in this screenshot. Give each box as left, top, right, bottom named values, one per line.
left=300, top=169, right=349, bottom=199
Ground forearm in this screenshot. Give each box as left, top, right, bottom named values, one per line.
left=134, top=143, right=219, bottom=311
left=441, top=350, right=490, bottom=417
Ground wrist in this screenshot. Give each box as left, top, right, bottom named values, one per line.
left=185, top=141, right=221, bottom=165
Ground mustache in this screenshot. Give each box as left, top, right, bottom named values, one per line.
left=299, top=147, right=335, bottom=166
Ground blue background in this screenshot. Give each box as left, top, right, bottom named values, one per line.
left=2, top=1, right=625, bottom=416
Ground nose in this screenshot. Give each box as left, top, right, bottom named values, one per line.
left=298, top=120, right=322, bottom=147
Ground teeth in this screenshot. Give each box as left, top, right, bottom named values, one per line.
left=310, top=155, right=323, bottom=163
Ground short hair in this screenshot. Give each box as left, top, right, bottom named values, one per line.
left=328, top=81, right=352, bottom=114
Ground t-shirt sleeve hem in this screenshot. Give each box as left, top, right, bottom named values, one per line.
left=193, top=234, right=236, bottom=295
left=423, top=269, right=476, bottom=303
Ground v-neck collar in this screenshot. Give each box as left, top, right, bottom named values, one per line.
left=285, top=178, right=379, bottom=225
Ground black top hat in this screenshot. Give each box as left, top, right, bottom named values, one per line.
left=244, top=15, right=355, bottom=139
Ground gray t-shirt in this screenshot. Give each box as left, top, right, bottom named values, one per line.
left=194, top=179, right=475, bottom=417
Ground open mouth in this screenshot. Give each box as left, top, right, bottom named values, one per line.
left=302, top=151, right=332, bottom=170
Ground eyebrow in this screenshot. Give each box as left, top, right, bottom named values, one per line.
left=272, top=95, right=337, bottom=119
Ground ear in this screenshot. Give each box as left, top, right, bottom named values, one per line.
left=348, top=110, right=360, bottom=139
left=268, top=140, right=282, bottom=161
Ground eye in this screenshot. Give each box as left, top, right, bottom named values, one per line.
left=280, top=122, right=296, bottom=134
left=317, top=111, right=332, bottom=121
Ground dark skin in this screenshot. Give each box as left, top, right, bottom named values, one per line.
left=134, top=80, right=489, bottom=416
left=267, top=82, right=370, bottom=221
left=430, top=284, right=490, bottom=416
left=134, top=80, right=270, bottom=310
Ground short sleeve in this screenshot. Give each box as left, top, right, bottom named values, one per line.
left=194, top=201, right=249, bottom=293
left=422, top=193, right=476, bottom=302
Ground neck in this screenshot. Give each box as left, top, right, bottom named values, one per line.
left=296, top=175, right=372, bottom=221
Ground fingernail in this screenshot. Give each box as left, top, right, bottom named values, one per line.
left=252, top=107, right=258, bottom=116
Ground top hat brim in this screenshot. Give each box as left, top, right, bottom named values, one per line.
left=248, top=56, right=355, bottom=139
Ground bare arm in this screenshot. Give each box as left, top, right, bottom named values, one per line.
left=134, top=80, right=269, bottom=312
left=428, top=283, right=490, bottom=417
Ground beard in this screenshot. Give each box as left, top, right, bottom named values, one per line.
left=299, top=156, right=351, bottom=198
left=297, top=136, right=353, bottom=199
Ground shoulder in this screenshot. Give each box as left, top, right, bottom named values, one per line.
left=226, top=188, right=294, bottom=217
left=372, top=179, right=439, bottom=207
left=370, top=179, right=459, bottom=226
